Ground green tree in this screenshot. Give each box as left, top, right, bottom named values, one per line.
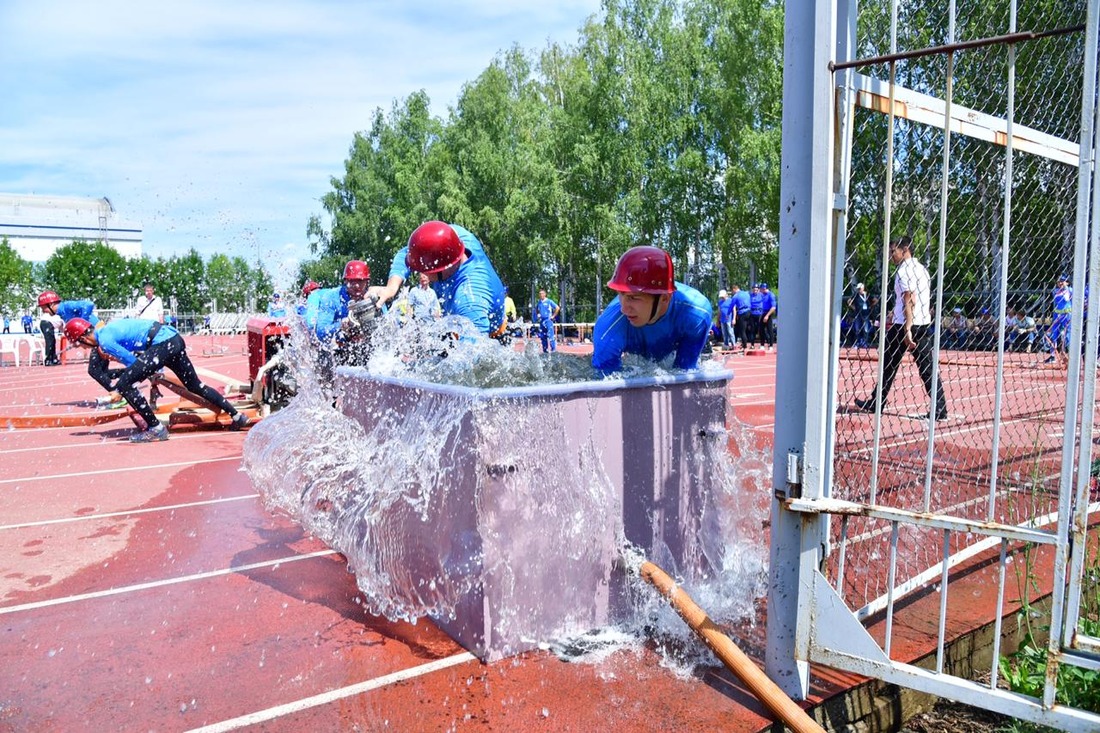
left=42, top=240, right=138, bottom=308
left=0, top=237, right=34, bottom=316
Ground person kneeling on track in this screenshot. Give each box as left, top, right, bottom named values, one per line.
left=64, top=317, right=249, bottom=443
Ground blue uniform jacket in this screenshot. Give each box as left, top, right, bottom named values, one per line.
left=733, top=290, right=751, bottom=317
left=760, top=290, right=777, bottom=315
left=749, top=291, right=764, bottom=316
left=57, top=300, right=100, bottom=326
left=718, top=297, right=735, bottom=324
left=591, top=283, right=713, bottom=375
left=97, top=318, right=177, bottom=367
left=387, top=224, right=506, bottom=335
left=534, top=298, right=559, bottom=325
left=304, top=285, right=351, bottom=342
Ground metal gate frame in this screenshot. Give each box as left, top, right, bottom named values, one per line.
left=766, top=1, right=1100, bottom=730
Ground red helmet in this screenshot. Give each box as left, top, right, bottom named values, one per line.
left=64, top=318, right=93, bottom=342
left=301, top=280, right=321, bottom=297
left=607, top=246, right=675, bottom=295
left=343, top=260, right=370, bottom=281
left=38, top=290, right=61, bottom=308
left=406, top=221, right=465, bottom=274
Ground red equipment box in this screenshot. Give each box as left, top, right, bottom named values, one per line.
left=246, top=317, right=290, bottom=381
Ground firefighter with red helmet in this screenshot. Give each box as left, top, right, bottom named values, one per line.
left=591, top=246, right=713, bottom=375
left=37, top=291, right=99, bottom=366
left=303, top=258, right=380, bottom=367
left=65, top=316, right=248, bottom=442
left=297, top=281, right=321, bottom=317
left=367, top=221, right=506, bottom=337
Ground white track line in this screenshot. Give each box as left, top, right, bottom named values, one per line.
left=0, top=455, right=241, bottom=485
left=0, top=549, right=337, bottom=615
left=0, top=494, right=259, bottom=531
left=186, top=652, right=479, bottom=733
left=0, top=431, right=224, bottom=455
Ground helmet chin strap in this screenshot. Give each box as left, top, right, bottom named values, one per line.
left=647, top=295, right=661, bottom=324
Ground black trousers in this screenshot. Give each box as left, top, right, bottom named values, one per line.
left=39, top=320, right=57, bottom=364
left=871, top=324, right=947, bottom=415
left=744, top=314, right=760, bottom=346
left=88, top=348, right=117, bottom=391
left=759, top=315, right=776, bottom=347
left=114, top=334, right=239, bottom=427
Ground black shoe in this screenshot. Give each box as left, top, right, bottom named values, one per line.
left=854, top=397, right=881, bottom=412
left=229, top=412, right=249, bottom=431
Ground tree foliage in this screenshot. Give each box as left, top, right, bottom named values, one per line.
left=305, top=0, right=785, bottom=320
left=22, top=240, right=272, bottom=315
left=0, top=237, right=34, bottom=316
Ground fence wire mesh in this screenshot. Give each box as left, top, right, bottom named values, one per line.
left=828, top=0, right=1094, bottom=629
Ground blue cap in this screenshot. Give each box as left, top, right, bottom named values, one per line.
left=980, top=307, right=989, bottom=314
left=1058, top=274, right=1069, bottom=282
left=760, top=282, right=769, bottom=289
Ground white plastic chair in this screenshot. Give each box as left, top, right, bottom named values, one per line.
left=0, top=335, right=18, bottom=367
left=19, top=335, right=45, bottom=365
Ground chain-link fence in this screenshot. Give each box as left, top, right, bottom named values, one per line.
left=828, top=0, right=1094, bottom=624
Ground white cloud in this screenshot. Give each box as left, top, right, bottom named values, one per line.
left=0, top=0, right=600, bottom=279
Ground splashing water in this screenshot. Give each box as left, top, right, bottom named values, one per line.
left=243, top=307, right=771, bottom=665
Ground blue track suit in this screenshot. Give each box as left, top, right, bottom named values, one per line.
left=387, top=224, right=506, bottom=335
left=96, top=318, right=240, bottom=429
left=534, top=297, right=559, bottom=352
left=591, top=283, right=713, bottom=375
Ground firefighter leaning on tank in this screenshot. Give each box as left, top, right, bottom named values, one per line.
left=591, top=246, right=714, bottom=376
left=367, top=220, right=507, bottom=339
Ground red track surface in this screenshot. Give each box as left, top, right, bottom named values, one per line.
left=0, top=337, right=1043, bottom=731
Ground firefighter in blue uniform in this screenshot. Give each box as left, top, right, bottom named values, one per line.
left=64, top=317, right=248, bottom=442
left=368, top=221, right=506, bottom=338
left=591, top=246, right=713, bottom=375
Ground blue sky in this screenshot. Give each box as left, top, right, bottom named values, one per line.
left=0, top=0, right=601, bottom=286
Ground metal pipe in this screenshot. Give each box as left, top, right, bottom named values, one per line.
left=639, top=561, right=826, bottom=733
left=830, top=24, right=1085, bottom=71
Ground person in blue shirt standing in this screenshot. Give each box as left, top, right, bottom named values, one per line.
left=64, top=317, right=248, bottom=442
left=747, top=284, right=764, bottom=349
left=367, top=221, right=506, bottom=338
left=759, top=282, right=777, bottom=350
left=1045, top=273, right=1073, bottom=367
left=591, top=246, right=713, bottom=375
left=407, top=272, right=442, bottom=322
left=717, top=289, right=735, bottom=349
left=22, top=313, right=33, bottom=333
left=533, top=289, right=560, bottom=353
left=267, top=292, right=287, bottom=319
left=730, top=284, right=751, bottom=351
left=38, top=290, right=100, bottom=369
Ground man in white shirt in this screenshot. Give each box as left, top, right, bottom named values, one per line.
left=132, top=282, right=164, bottom=323
left=407, top=272, right=441, bottom=322
left=855, top=236, right=947, bottom=420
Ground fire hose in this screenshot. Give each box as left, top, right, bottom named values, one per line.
left=639, top=561, right=826, bottom=733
